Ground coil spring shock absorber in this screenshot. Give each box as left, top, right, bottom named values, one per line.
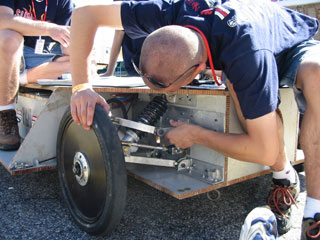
left=122, top=95, right=167, bottom=152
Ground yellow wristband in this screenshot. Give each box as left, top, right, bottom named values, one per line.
left=72, top=83, right=92, bottom=94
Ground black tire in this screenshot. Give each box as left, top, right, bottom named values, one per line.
left=57, top=105, right=127, bottom=236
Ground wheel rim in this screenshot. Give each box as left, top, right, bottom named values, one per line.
left=73, top=152, right=90, bottom=186
left=61, top=120, right=107, bottom=222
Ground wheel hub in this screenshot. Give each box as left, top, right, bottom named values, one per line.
left=72, top=152, right=90, bottom=186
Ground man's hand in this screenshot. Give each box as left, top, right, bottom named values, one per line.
left=165, top=120, right=202, bottom=149
left=48, top=24, right=70, bottom=48
left=70, top=88, right=110, bottom=130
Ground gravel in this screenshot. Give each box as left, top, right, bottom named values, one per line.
left=0, top=165, right=306, bottom=240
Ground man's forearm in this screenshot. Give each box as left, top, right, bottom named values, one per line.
left=0, top=7, right=70, bottom=48
left=195, top=128, right=261, bottom=162
left=179, top=111, right=280, bottom=165
left=0, top=13, right=54, bottom=37
left=193, top=127, right=279, bottom=166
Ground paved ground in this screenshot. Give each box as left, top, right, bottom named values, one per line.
left=0, top=164, right=305, bottom=240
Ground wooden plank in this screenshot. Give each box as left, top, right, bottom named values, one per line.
left=0, top=150, right=56, bottom=175
left=24, top=83, right=228, bottom=96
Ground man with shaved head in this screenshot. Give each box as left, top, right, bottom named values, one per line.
left=69, top=0, right=320, bottom=238
left=140, top=26, right=206, bottom=89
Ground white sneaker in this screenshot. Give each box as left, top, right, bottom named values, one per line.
left=239, top=207, right=278, bottom=240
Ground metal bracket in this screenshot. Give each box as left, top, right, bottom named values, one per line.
left=177, top=157, right=224, bottom=184
left=125, top=154, right=223, bottom=185
left=125, top=155, right=176, bottom=168
left=112, top=117, right=156, bottom=134
left=113, top=117, right=174, bottom=138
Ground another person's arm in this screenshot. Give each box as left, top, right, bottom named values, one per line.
left=70, top=3, right=123, bottom=130
left=0, top=6, right=70, bottom=48
left=103, top=30, right=125, bottom=76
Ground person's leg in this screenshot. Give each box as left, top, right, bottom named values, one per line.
left=26, top=55, right=70, bottom=83
left=21, top=44, right=70, bottom=84
left=0, top=30, right=23, bottom=105
left=266, top=108, right=299, bottom=235
left=0, top=30, right=23, bottom=150
left=296, top=56, right=320, bottom=200
left=23, top=52, right=96, bottom=84
left=227, top=80, right=298, bottom=235
left=296, top=56, right=320, bottom=240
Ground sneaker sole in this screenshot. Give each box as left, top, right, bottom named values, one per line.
left=240, top=207, right=277, bottom=240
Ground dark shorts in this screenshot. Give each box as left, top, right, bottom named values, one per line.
left=277, top=39, right=320, bottom=113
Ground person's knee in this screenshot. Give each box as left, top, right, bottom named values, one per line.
left=297, top=60, right=320, bottom=94
left=0, top=30, right=24, bottom=56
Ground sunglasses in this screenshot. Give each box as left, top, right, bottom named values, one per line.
left=131, top=58, right=199, bottom=89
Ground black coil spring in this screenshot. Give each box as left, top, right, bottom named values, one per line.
left=136, top=95, right=167, bottom=127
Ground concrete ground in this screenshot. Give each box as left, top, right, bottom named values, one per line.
left=0, top=165, right=305, bottom=240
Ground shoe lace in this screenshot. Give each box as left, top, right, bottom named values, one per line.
left=267, top=184, right=297, bottom=217
left=307, top=220, right=320, bottom=239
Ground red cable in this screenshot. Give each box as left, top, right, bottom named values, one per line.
left=31, top=0, right=48, bottom=21
left=185, top=25, right=221, bottom=86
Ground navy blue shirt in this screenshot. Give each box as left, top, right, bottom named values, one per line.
left=122, top=34, right=145, bottom=76
left=1, top=0, right=73, bottom=50
left=114, top=0, right=147, bottom=76
left=121, top=0, right=318, bottom=119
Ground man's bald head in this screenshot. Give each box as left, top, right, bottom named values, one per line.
left=140, top=25, right=204, bottom=88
